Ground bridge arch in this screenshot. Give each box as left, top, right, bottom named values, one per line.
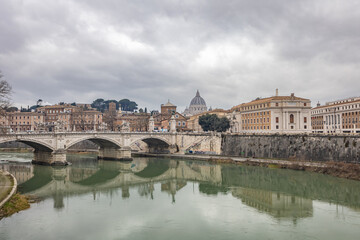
left=130, top=136, right=176, bottom=153
left=65, top=136, right=123, bottom=150
left=0, top=138, right=54, bottom=152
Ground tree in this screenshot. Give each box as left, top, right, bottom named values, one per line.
left=0, top=72, right=12, bottom=111
left=5, top=106, right=18, bottom=112
left=91, top=98, right=105, bottom=112
left=198, top=114, right=230, bottom=132
left=139, top=108, right=144, bottom=113
left=119, top=99, right=138, bottom=112
left=0, top=72, right=12, bottom=134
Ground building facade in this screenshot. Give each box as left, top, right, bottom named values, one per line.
left=160, top=112, right=188, bottom=131
left=116, top=113, right=150, bottom=132
left=6, top=111, right=44, bottom=132
left=3, top=104, right=104, bottom=132
left=230, top=92, right=311, bottom=133
left=151, top=100, right=188, bottom=132
left=72, top=110, right=103, bottom=131
left=311, top=97, right=360, bottom=133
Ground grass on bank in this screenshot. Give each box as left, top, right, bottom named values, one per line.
left=0, top=194, right=30, bottom=219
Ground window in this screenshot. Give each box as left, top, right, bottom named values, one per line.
left=276, top=125, right=279, bottom=129
left=290, top=114, right=294, bottom=123
left=275, top=103, right=279, bottom=107
left=276, top=117, right=279, bottom=123
left=304, top=125, right=307, bottom=129
left=304, top=117, right=307, bottom=123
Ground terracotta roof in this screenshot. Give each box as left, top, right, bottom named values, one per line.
left=37, top=104, right=77, bottom=109
left=231, top=95, right=310, bottom=111
left=7, top=112, right=43, bottom=115
left=312, top=98, right=360, bottom=110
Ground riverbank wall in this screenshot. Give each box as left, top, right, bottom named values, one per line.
left=0, top=171, right=17, bottom=209
left=221, top=134, right=360, bottom=163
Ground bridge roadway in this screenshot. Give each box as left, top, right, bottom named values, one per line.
left=0, top=131, right=222, bottom=165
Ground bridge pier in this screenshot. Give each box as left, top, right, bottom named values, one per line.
left=32, top=150, right=68, bottom=166
left=98, top=147, right=132, bottom=161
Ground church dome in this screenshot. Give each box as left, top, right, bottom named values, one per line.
left=190, top=90, right=206, bottom=106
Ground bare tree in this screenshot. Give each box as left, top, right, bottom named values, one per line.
left=0, top=71, right=12, bottom=134
left=0, top=71, right=12, bottom=111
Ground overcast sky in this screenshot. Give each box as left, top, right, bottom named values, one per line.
left=0, top=0, right=359, bottom=111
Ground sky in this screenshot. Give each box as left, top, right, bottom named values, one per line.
left=0, top=0, right=359, bottom=111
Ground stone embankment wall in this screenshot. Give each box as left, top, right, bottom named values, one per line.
left=221, top=134, right=360, bottom=163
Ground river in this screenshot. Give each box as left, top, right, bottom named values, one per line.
left=0, top=152, right=360, bottom=240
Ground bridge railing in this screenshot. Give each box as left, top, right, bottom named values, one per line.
left=0, top=130, right=217, bottom=136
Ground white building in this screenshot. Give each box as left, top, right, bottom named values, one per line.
left=311, top=97, right=360, bottom=133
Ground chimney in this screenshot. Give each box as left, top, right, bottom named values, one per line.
left=317, top=101, right=321, bottom=107
left=290, top=93, right=295, bottom=100
left=275, top=88, right=279, bottom=96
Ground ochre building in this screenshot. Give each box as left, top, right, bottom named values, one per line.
left=230, top=91, right=311, bottom=133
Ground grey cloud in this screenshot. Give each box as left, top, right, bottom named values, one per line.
left=0, top=0, right=359, bottom=111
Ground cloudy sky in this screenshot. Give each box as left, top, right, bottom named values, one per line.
left=0, top=0, right=359, bottom=111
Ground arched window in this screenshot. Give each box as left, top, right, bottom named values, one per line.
left=290, top=114, right=294, bottom=124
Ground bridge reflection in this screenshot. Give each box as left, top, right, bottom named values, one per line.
left=2, top=157, right=360, bottom=221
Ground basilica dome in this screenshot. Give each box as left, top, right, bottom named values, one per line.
left=183, top=90, right=207, bottom=116
left=190, top=90, right=207, bottom=106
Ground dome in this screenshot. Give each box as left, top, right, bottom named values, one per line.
left=190, top=90, right=206, bottom=106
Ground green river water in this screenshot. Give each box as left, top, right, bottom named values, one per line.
left=0, top=152, right=360, bottom=240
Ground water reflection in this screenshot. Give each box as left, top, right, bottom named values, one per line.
left=232, top=188, right=313, bottom=223
left=2, top=154, right=360, bottom=221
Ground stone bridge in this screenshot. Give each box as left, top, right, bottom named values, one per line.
left=0, top=132, right=221, bottom=165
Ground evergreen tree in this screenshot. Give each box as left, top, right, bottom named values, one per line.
left=198, top=114, right=230, bottom=132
